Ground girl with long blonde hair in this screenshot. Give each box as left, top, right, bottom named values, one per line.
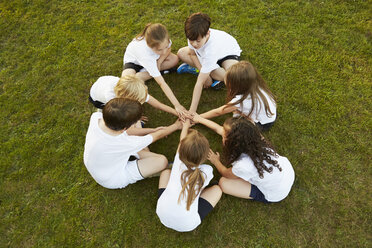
left=156, top=121, right=222, bottom=232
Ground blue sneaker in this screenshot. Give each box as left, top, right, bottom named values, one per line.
left=211, top=80, right=224, bottom=90
left=177, top=63, right=199, bottom=75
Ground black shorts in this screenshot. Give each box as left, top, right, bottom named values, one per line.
left=255, top=121, right=275, bottom=132
left=249, top=184, right=270, bottom=203
left=217, top=55, right=240, bottom=67
left=158, top=188, right=214, bottom=221
left=89, top=95, right=105, bottom=109
left=123, top=62, right=144, bottom=73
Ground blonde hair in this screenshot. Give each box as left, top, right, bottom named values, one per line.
left=136, top=23, right=169, bottom=49
left=178, top=129, right=209, bottom=210
left=114, top=75, right=148, bottom=104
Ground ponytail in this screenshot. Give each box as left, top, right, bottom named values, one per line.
left=178, top=167, right=205, bottom=211
left=135, top=23, right=169, bottom=49
left=177, top=129, right=209, bottom=210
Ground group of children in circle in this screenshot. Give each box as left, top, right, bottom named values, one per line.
left=84, top=12, right=295, bottom=232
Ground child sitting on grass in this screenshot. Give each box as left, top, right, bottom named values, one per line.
left=89, top=74, right=178, bottom=117
left=122, top=23, right=187, bottom=119
left=200, top=61, right=277, bottom=131
left=83, top=98, right=182, bottom=189
left=177, top=12, right=242, bottom=112
left=192, top=115, right=295, bottom=203
left=156, top=120, right=222, bottom=232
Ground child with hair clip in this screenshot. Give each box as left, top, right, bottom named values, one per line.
left=192, top=115, right=295, bottom=203
left=122, top=23, right=188, bottom=119
left=156, top=120, right=222, bottom=232
left=200, top=61, right=277, bottom=131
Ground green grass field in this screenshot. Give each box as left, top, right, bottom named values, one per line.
left=1, top=0, right=371, bottom=247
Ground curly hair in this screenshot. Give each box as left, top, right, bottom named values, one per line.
left=223, top=117, right=281, bottom=178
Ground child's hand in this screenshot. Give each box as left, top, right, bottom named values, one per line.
left=191, top=112, right=201, bottom=123
left=208, top=149, right=220, bottom=165
left=174, top=119, right=183, bottom=130
left=141, top=115, right=148, bottom=122
left=175, top=105, right=188, bottom=122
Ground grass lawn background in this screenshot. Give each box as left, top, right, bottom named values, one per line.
left=0, top=0, right=371, bottom=247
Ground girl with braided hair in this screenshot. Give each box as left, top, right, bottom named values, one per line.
left=192, top=115, right=294, bottom=203
left=156, top=120, right=222, bottom=232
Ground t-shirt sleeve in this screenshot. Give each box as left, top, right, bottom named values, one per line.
left=231, top=159, right=255, bottom=182
left=126, top=134, right=153, bottom=152
left=145, top=94, right=150, bottom=103
left=138, top=57, right=161, bottom=78
left=199, top=50, right=219, bottom=74
left=200, top=164, right=214, bottom=186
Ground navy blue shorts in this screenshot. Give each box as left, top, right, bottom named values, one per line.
left=89, top=95, right=105, bottom=109
left=158, top=188, right=214, bottom=221
left=124, top=62, right=144, bottom=73
left=249, top=184, right=270, bottom=203
left=255, top=121, right=275, bottom=132
left=217, top=55, right=240, bottom=67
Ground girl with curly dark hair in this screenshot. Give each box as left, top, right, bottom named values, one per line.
left=192, top=115, right=294, bottom=203
left=199, top=61, right=277, bottom=131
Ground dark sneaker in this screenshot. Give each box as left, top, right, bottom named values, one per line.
left=211, top=80, right=225, bottom=90
left=177, top=63, right=199, bottom=75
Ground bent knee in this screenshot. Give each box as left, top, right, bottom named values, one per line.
left=156, top=154, right=168, bottom=169
left=218, top=177, right=228, bottom=192
left=177, top=47, right=189, bottom=59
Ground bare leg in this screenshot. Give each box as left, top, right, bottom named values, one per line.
left=219, top=177, right=253, bottom=199
left=121, top=68, right=136, bottom=77
left=159, top=53, right=179, bottom=70
left=158, top=169, right=171, bottom=188
left=199, top=185, right=222, bottom=207
left=137, top=150, right=168, bottom=178
left=210, top=67, right=226, bottom=81
left=177, top=47, right=196, bottom=67
left=136, top=71, right=152, bottom=81
left=222, top=59, right=239, bottom=70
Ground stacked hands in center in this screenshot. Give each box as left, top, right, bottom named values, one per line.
left=84, top=12, right=295, bottom=232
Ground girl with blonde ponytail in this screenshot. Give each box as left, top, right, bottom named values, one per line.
left=156, top=120, right=222, bottom=232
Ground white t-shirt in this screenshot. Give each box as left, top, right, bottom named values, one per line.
left=156, top=153, right=214, bottom=232
left=232, top=153, right=295, bottom=202
left=83, top=112, right=153, bottom=189
left=123, top=38, right=161, bottom=78
left=188, top=28, right=241, bottom=73
left=90, top=76, right=150, bottom=104
left=230, top=90, right=277, bottom=124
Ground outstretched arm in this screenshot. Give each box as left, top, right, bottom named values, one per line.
left=153, top=76, right=187, bottom=119
left=200, top=104, right=237, bottom=119
left=208, top=149, right=238, bottom=179
left=147, top=95, right=178, bottom=117
left=150, top=119, right=182, bottom=143
left=192, top=113, right=224, bottom=136
left=177, top=119, right=191, bottom=153
left=189, top=72, right=210, bottom=113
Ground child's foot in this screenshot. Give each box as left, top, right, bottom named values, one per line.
left=211, top=80, right=225, bottom=90
left=177, top=63, right=199, bottom=75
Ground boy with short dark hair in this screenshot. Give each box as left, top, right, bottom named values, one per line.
left=83, top=98, right=182, bottom=189
left=177, top=12, right=242, bottom=112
